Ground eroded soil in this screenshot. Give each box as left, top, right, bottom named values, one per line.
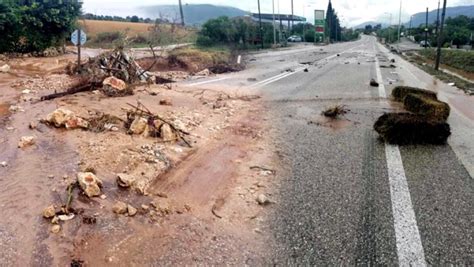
left=0, top=53, right=278, bottom=265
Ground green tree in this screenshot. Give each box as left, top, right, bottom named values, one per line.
left=0, top=0, right=82, bottom=53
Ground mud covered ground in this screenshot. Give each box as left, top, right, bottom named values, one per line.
left=0, top=52, right=279, bottom=265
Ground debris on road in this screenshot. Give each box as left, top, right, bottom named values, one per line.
left=249, top=166, right=276, bottom=175
left=322, top=105, right=348, bottom=118
left=374, top=86, right=451, bottom=144
left=370, top=79, right=379, bottom=87
left=247, top=78, right=257, bottom=82
left=44, top=108, right=90, bottom=130
left=159, top=98, right=172, bottom=106
left=112, top=201, right=128, bottom=214
left=43, top=205, right=56, bottom=218
left=100, top=76, right=132, bottom=97
left=18, top=136, right=35, bottom=148
left=77, top=172, right=103, bottom=198
left=1, top=161, right=7, bottom=167
left=303, top=68, right=309, bottom=72
left=374, top=113, right=451, bottom=144
left=256, top=194, right=270, bottom=205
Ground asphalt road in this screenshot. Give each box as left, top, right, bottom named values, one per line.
left=188, top=35, right=473, bottom=265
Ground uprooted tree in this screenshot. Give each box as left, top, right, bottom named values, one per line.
left=0, top=0, right=82, bottom=53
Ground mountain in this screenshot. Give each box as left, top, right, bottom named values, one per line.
left=407, top=5, right=474, bottom=27
left=354, top=21, right=389, bottom=29
left=139, top=4, right=248, bottom=26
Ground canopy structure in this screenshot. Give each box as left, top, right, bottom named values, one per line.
left=251, top=13, right=307, bottom=24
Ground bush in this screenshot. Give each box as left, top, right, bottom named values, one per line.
left=94, top=31, right=125, bottom=43
left=0, top=1, right=82, bottom=53
left=196, top=35, right=213, bottom=47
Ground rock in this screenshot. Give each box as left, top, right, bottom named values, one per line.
left=303, top=68, right=309, bottom=72
left=77, top=172, right=102, bottom=198
left=150, top=200, right=172, bottom=215
left=141, top=204, right=149, bottom=210
left=129, top=117, right=148, bottom=135
left=117, top=173, right=136, bottom=188
left=195, top=68, right=210, bottom=76
left=48, top=174, right=54, bottom=179
left=46, top=108, right=75, bottom=127
left=159, top=98, right=172, bottom=106
left=127, top=204, right=137, bottom=216
left=65, top=117, right=89, bottom=130
left=58, top=214, right=75, bottom=221
left=51, top=224, right=61, bottom=234
left=0, top=64, right=10, bottom=73
left=8, top=105, right=23, bottom=112
left=51, top=216, right=59, bottom=224
left=29, top=121, right=38, bottom=129
left=160, top=123, right=176, bottom=141
left=0, top=161, right=7, bottom=167
left=43, top=205, right=56, bottom=218
left=112, top=201, right=128, bottom=214
left=256, top=194, right=270, bottom=205
left=22, top=89, right=31, bottom=94
left=370, top=79, right=379, bottom=87
left=103, top=76, right=127, bottom=91
left=18, top=136, right=35, bottom=148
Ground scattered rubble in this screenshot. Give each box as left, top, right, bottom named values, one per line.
left=77, top=172, right=103, bottom=198
left=18, top=136, right=35, bottom=148
left=322, top=105, right=348, bottom=118
left=43, top=205, right=56, bottom=218
left=117, top=173, right=136, bottom=188
left=256, top=194, right=270, bottom=205
left=0, top=64, right=10, bottom=73
left=370, top=79, right=379, bottom=87
left=44, top=108, right=89, bottom=130
left=112, top=201, right=128, bottom=214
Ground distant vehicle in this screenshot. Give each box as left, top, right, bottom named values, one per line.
left=420, top=40, right=430, bottom=47
left=287, top=35, right=302, bottom=42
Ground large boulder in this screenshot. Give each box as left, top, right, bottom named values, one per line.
left=77, top=172, right=103, bottom=198
left=160, top=123, right=177, bottom=141
left=103, top=76, right=127, bottom=91
left=129, top=117, right=148, bottom=135
left=45, top=108, right=89, bottom=129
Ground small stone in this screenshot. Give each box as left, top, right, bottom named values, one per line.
left=77, top=172, right=102, bottom=198
left=127, top=204, right=137, bottom=216
left=141, top=204, right=149, bottom=210
left=129, top=117, right=148, bottom=135
left=256, top=194, right=269, bottom=205
left=117, top=173, right=136, bottom=188
left=100, top=194, right=107, bottom=200
left=48, top=174, right=54, bottom=179
left=58, top=214, right=75, bottom=221
left=160, top=123, right=177, bottom=141
left=0, top=64, right=10, bottom=73
left=18, top=136, right=35, bottom=148
left=43, top=205, right=56, bottom=218
left=22, top=89, right=31, bottom=94
left=0, top=161, right=7, bottom=167
left=50, top=224, right=61, bottom=234
left=112, top=201, right=128, bottom=214
left=103, top=76, right=127, bottom=91
left=29, top=121, right=38, bottom=129
left=159, top=98, right=172, bottom=106
left=51, top=216, right=59, bottom=224
left=62, top=175, right=68, bottom=180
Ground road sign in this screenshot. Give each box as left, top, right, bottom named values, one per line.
left=71, top=29, right=87, bottom=46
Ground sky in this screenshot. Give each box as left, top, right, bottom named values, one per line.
left=82, top=0, right=474, bottom=27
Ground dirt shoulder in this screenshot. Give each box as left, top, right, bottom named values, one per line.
left=0, top=52, right=279, bottom=265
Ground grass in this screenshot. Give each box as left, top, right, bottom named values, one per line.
left=419, top=48, right=474, bottom=73
left=79, top=19, right=197, bottom=48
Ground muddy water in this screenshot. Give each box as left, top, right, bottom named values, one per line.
left=0, top=58, right=81, bottom=265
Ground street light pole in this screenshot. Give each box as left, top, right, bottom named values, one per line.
left=397, top=0, right=402, bottom=47
left=257, top=0, right=263, bottom=49
left=425, top=7, right=429, bottom=50
left=436, top=0, right=440, bottom=35
left=272, top=0, right=276, bottom=45
left=435, top=0, right=447, bottom=70
left=385, top=13, right=392, bottom=43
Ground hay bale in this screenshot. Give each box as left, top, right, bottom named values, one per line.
left=392, top=86, right=437, bottom=102
left=374, top=113, right=451, bottom=145
left=404, top=94, right=450, bottom=121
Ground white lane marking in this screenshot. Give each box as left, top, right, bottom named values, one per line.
left=374, top=57, right=387, bottom=98
left=385, top=145, right=427, bottom=267
left=188, top=77, right=229, bottom=86
left=252, top=52, right=343, bottom=88
left=374, top=39, right=427, bottom=267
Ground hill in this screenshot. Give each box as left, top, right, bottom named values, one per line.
left=140, top=4, right=248, bottom=26
left=354, top=21, right=389, bottom=29
left=407, top=5, right=474, bottom=27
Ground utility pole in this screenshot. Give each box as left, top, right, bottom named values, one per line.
left=436, top=0, right=440, bottom=35
left=397, top=0, right=402, bottom=47
left=178, top=0, right=185, bottom=26
left=291, top=0, right=294, bottom=30
left=435, top=0, right=447, bottom=71
left=257, top=0, right=263, bottom=49
left=272, top=0, right=276, bottom=45
left=425, top=7, right=429, bottom=49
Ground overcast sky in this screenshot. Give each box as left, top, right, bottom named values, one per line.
left=83, top=0, right=473, bottom=26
